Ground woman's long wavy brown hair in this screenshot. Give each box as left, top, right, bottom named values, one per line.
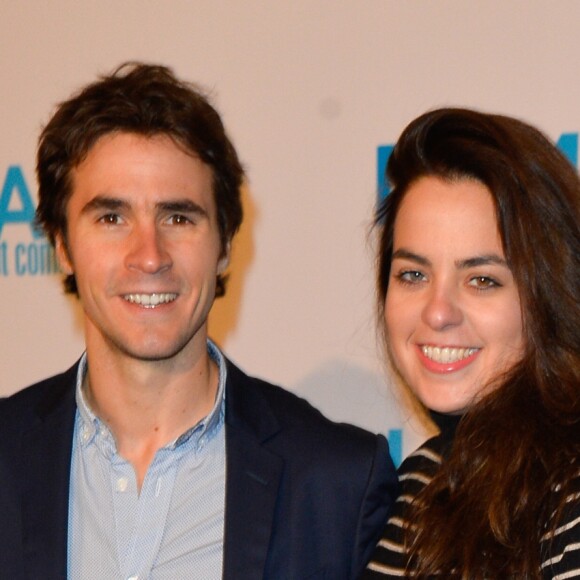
left=376, top=108, right=580, bottom=578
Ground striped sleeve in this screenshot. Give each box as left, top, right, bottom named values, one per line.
left=360, top=437, right=443, bottom=579
left=541, top=473, right=580, bottom=580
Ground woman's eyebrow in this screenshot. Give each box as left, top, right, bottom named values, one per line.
left=392, top=249, right=509, bottom=270
left=457, top=255, right=508, bottom=269
left=391, top=248, right=431, bottom=266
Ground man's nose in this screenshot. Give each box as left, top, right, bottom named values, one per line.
left=125, top=224, right=172, bottom=274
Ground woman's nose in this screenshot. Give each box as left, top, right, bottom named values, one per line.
left=421, top=285, right=463, bottom=331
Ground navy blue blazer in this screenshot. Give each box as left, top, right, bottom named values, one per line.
left=0, top=358, right=397, bottom=579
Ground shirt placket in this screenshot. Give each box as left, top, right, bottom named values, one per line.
left=112, top=448, right=180, bottom=580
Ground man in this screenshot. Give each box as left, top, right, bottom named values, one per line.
left=0, top=63, right=397, bottom=579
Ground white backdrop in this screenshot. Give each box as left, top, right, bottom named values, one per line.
left=2, top=1, right=580, bottom=462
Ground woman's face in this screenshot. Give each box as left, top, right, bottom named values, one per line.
left=384, top=175, right=524, bottom=415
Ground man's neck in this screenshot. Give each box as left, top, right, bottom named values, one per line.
left=82, top=339, right=219, bottom=489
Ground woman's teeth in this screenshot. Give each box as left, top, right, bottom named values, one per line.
left=421, top=345, right=478, bottom=363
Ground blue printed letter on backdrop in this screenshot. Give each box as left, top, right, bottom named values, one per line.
left=557, top=133, right=578, bottom=168
left=0, top=166, right=41, bottom=238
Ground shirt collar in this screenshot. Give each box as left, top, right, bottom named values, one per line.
left=75, top=339, right=227, bottom=452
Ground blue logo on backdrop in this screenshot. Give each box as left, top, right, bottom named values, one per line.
left=0, top=165, right=59, bottom=277
left=387, top=429, right=402, bottom=467
left=377, top=132, right=579, bottom=202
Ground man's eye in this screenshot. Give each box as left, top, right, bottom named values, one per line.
left=99, top=214, right=121, bottom=225
left=168, top=215, right=192, bottom=225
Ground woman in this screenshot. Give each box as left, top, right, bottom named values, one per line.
left=363, top=108, right=580, bottom=579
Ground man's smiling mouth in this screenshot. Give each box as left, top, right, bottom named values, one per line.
left=123, top=293, right=178, bottom=307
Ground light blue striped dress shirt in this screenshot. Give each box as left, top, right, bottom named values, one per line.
left=68, top=340, right=227, bottom=579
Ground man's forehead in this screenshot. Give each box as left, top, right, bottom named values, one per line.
left=66, top=132, right=216, bottom=211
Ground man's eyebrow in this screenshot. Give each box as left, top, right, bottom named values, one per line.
left=80, top=196, right=128, bottom=215
left=79, top=196, right=209, bottom=218
left=157, top=199, right=208, bottom=217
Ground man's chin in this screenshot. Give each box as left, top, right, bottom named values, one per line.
left=109, top=336, right=196, bottom=364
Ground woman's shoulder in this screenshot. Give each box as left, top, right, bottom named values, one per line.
left=540, top=465, right=580, bottom=578
left=398, top=415, right=457, bottom=473
left=361, top=435, right=446, bottom=579
left=398, top=433, right=448, bottom=483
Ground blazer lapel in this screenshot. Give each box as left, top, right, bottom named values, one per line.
left=222, top=361, right=284, bottom=580
left=20, top=365, right=77, bottom=579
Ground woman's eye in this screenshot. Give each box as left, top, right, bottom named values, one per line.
left=468, top=276, right=501, bottom=289
left=396, top=270, right=426, bottom=284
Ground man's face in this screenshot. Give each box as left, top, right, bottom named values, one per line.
left=56, top=132, right=228, bottom=364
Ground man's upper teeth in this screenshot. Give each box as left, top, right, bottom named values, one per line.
left=124, top=293, right=177, bottom=306
left=422, top=345, right=478, bottom=363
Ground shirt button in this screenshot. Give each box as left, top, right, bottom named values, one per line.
left=80, top=425, right=90, bottom=442
left=127, top=576, right=139, bottom=580
left=116, top=477, right=129, bottom=492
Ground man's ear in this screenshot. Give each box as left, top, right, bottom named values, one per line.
left=217, top=242, right=231, bottom=275
left=55, top=233, right=74, bottom=275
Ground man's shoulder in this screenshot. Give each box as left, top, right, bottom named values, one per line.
left=0, top=363, right=78, bottom=428
left=225, top=358, right=384, bottom=453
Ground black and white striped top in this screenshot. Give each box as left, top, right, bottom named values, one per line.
left=362, top=429, right=580, bottom=579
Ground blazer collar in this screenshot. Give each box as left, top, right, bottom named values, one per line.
left=222, top=359, right=285, bottom=580
left=21, top=362, right=78, bottom=579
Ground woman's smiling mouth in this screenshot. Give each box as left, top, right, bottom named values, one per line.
left=418, top=344, right=481, bottom=373
left=421, top=345, right=480, bottom=364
